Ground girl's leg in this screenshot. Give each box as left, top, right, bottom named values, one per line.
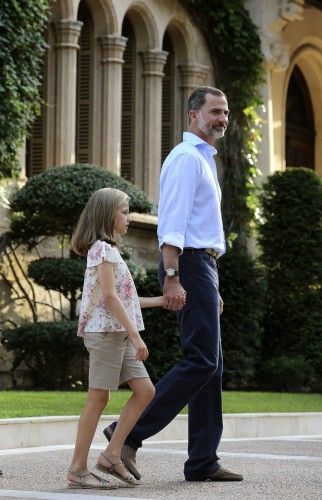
left=98, top=378, right=154, bottom=476
left=68, top=388, right=109, bottom=484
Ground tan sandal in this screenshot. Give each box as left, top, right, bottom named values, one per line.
left=96, top=452, right=138, bottom=486
left=67, top=468, right=116, bottom=490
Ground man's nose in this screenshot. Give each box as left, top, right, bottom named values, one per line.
left=218, top=114, right=228, bottom=124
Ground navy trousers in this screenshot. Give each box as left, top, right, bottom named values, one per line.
left=114, top=249, right=223, bottom=479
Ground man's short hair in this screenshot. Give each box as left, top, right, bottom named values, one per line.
left=187, top=86, right=226, bottom=114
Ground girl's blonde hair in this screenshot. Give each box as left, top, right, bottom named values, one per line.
left=71, top=187, right=129, bottom=255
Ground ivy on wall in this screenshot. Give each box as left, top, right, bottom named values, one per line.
left=180, top=0, right=265, bottom=247
left=0, top=0, right=49, bottom=179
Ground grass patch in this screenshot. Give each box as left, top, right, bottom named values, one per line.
left=0, top=390, right=321, bottom=419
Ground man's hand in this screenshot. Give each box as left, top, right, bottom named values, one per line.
left=163, top=278, right=186, bottom=311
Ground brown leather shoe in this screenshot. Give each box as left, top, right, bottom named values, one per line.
left=208, top=467, right=243, bottom=481
left=186, top=466, right=243, bottom=482
left=103, top=425, right=141, bottom=480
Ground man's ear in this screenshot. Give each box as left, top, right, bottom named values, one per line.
left=188, top=110, right=196, bottom=123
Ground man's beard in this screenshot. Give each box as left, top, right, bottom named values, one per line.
left=211, top=127, right=226, bottom=140
left=197, top=116, right=226, bottom=141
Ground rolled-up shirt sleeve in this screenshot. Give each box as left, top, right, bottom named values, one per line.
left=157, top=153, right=200, bottom=252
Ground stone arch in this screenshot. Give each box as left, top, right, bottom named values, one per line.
left=284, top=44, right=322, bottom=175
left=51, top=0, right=74, bottom=21
left=51, top=0, right=117, bottom=34
left=162, top=18, right=190, bottom=64
left=79, top=0, right=117, bottom=36
left=122, top=1, right=159, bottom=50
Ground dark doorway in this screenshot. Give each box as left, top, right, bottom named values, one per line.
left=285, top=66, right=315, bottom=169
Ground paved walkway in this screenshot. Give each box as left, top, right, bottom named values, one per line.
left=1, top=435, right=322, bottom=499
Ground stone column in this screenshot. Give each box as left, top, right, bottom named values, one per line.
left=99, top=35, right=127, bottom=174
left=141, top=50, right=168, bottom=203
left=179, top=63, right=209, bottom=129
left=54, top=20, right=82, bottom=166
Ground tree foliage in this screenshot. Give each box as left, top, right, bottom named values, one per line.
left=0, top=0, right=49, bottom=178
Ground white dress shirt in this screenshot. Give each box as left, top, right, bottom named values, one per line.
left=157, top=132, right=226, bottom=256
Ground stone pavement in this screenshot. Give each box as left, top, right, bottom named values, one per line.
left=1, top=435, right=322, bottom=500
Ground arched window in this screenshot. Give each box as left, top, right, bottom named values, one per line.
left=76, top=1, right=93, bottom=163
left=161, top=31, right=175, bottom=164
left=121, top=18, right=136, bottom=181
left=286, top=66, right=315, bottom=169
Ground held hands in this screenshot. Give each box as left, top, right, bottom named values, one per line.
left=131, top=332, right=149, bottom=361
left=163, top=278, right=186, bottom=311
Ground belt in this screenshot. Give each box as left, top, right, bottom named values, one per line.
left=184, top=247, right=220, bottom=260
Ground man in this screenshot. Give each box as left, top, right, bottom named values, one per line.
left=104, top=86, right=243, bottom=482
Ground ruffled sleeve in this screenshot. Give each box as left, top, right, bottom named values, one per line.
left=87, top=240, right=119, bottom=268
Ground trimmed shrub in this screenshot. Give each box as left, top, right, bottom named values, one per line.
left=1, top=321, right=86, bottom=389
left=219, top=249, right=265, bottom=389
left=10, top=163, right=152, bottom=244
left=258, top=168, right=322, bottom=391
left=28, top=257, right=86, bottom=298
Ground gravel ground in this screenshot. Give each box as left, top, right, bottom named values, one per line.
left=0, top=435, right=321, bottom=499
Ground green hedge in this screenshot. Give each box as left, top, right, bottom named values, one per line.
left=219, top=249, right=265, bottom=388
left=10, top=164, right=152, bottom=244
left=1, top=321, right=86, bottom=389
left=258, top=168, right=322, bottom=391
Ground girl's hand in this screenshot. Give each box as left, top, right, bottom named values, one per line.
left=131, top=334, right=149, bottom=361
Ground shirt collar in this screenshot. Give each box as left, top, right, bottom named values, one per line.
left=183, top=131, right=217, bottom=156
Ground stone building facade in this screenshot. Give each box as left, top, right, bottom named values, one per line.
left=23, top=0, right=214, bottom=204
left=246, top=0, right=322, bottom=177
left=22, top=0, right=322, bottom=200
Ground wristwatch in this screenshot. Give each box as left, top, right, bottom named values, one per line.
left=165, top=268, right=179, bottom=278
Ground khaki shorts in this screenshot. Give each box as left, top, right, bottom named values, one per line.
left=84, top=331, right=149, bottom=390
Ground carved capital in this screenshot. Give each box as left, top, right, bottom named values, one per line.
left=140, top=50, right=168, bottom=77
left=263, top=40, right=290, bottom=72
left=54, top=20, right=83, bottom=49
left=99, top=35, right=127, bottom=64
left=178, top=63, right=209, bottom=87
left=263, top=38, right=290, bottom=72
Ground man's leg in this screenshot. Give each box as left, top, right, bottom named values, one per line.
left=105, top=252, right=220, bottom=458
left=184, top=344, right=223, bottom=479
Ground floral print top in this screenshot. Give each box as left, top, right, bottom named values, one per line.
left=77, top=240, right=144, bottom=336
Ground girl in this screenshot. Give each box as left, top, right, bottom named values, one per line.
left=67, top=187, right=163, bottom=490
